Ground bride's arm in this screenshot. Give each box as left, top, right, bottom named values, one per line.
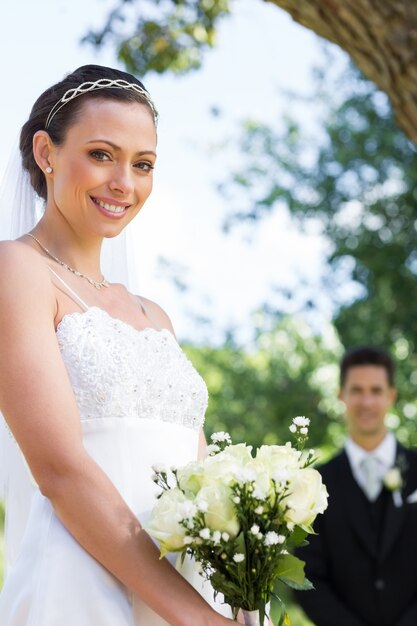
left=0, top=243, right=233, bottom=626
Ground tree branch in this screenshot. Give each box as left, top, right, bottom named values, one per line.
left=268, top=0, right=417, bottom=143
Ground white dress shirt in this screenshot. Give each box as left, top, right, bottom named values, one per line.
left=345, top=432, right=396, bottom=498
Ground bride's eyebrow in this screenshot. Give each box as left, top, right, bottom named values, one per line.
left=85, top=139, right=156, bottom=157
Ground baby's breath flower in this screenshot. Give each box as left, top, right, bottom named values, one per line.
left=250, top=524, right=260, bottom=535
left=197, top=500, right=208, bottom=512
left=199, top=528, right=211, bottom=540
left=212, top=530, right=221, bottom=544
left=289, top=424, right=297, bottom=434
left=222, top=532, right=230, bottom=542
left=264, top=531, right=285, bottom=546
left=233, top=496, right=241, bottom=504
left=179, top=500, right=197, bottom=520
left=206, top=444, right=220, bottom=456
left=255, top=505, right=264, bottom=514
left=293, top=416, right=310, bottom=428
left=211, top=431, right=232, bottom=443
left=300, top=427, right=308, bottom=436
left=152, top=463, right=167, bottom=473
left=233, top=553, right=245, bottom=563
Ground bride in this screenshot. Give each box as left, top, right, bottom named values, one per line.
left=0, top=64, right=236, bottom=626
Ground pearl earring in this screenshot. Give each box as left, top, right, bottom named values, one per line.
left=45, top=166, right=53, bottom=174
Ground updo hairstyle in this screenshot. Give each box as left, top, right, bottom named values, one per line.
left=20, top=65, right=155, bottom=201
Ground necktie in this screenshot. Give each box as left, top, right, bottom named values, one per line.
left=360, top=455, right=382, bottom=501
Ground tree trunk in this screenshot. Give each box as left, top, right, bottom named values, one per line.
left=267, top=0, right=417, bottom=144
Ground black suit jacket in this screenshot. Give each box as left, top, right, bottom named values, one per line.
left=294, top=443, right=417, bottom=626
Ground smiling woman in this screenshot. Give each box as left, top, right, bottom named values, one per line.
left=0, top=65, right=235, bottom=626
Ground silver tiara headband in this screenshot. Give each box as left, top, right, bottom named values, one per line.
left=45, top=78, right=158, bottom=129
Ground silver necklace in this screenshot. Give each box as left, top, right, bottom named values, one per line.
left=27, top=233, right=109, bottom=290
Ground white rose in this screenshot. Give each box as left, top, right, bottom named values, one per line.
left=196, top=483, right=240, bottom=537
left=203, top=444, right=252, bottom=485
left=384, top=467, right=403, bottom=491
left=283, top=468, right=328, bottom=527
left=146, top=489, right=189, bottom=554
left=222, top=443, right=253, bottom=462
left=177, top=461, right=205, bottom=496
left=256, top=444, right=301, bottom=471
left=243, top=458, right=274, bottom=500
left=254, top=446, right=300, bottom=497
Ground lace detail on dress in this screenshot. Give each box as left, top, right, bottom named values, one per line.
left=56, top=307, right=208, bottom=431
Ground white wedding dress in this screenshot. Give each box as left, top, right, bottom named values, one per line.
left=0, top=272, right=231, bottom=625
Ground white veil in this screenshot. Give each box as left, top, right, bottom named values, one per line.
left=0, top=139, right=136, bottom=575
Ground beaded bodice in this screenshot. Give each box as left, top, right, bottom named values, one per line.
left=56, top=307, right=208, bottom=431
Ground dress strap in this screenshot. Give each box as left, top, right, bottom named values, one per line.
left=48, top=267, right=90, bottom=312
left=136, top=295, right=161, bottom=331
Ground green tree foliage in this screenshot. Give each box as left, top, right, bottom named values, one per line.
left=82, top=1, right=417, bottom=148
left=216, top=59, right=417, bottom=444
left=82, top=0, right=231, bottom=75
left=184, top=313, right=343, bottom=454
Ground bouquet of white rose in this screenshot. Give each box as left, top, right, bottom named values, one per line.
left=146, top=417, right=328, bottom=626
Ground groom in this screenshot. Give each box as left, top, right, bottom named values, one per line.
left=295, top=346, right=417, bottom=626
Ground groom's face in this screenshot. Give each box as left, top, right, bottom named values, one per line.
left=339, top=365, right=397, bottom=442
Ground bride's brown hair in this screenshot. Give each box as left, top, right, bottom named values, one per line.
left=20, top=64, right=155, bottom=201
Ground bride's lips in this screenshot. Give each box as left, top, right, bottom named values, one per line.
left=91, top=196, right=131, bottom=219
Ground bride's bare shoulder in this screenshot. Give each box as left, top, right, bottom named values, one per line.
left=139, top=295, right=176, bottom=335
left=0, top=240, right=53, bottom=298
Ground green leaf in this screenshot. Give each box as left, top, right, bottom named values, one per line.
left=275, top=553, right=306, bottom=585
left=279, top=575, right=314, bottom=591
left=270, top=593, right=289, bottom=626
left=287, top=525, right=308, bottom=547
left=270, top=594, right=285, bottom=626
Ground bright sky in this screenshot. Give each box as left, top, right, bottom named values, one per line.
left=0, top=0, right=331, bottom=343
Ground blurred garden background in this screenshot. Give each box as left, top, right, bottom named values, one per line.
left=1, top=1, right=417, bottom=623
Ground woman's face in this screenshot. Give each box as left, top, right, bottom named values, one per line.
left=46, top=98, right=157, bottom=239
